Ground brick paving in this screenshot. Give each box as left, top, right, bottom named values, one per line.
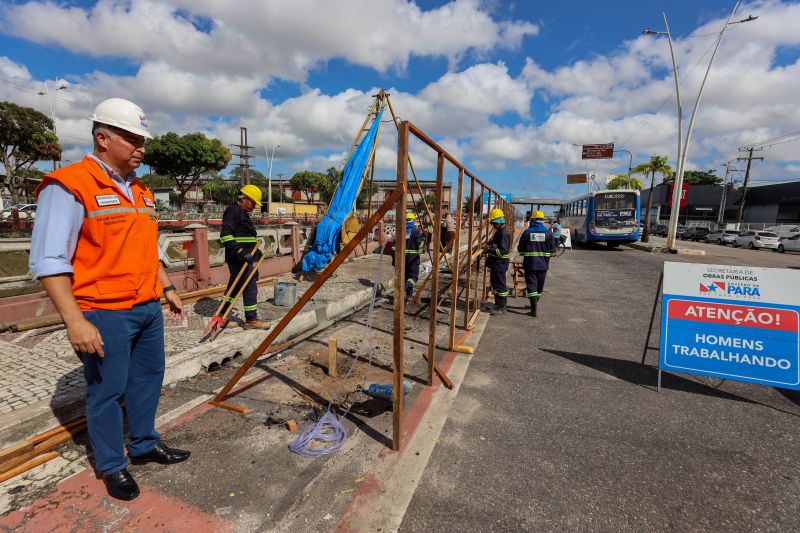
left=0, top=285, right=275, bottom=425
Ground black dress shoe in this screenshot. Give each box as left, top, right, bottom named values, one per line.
left=104, top=468, right=140, bottom=501
left=130, top=440, right=191, bottom=465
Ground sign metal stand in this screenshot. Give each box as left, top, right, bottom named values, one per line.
left=641, top=269, right=664, bottom=392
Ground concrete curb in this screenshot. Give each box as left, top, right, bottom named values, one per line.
left=163, top=287, right=375, bottom=385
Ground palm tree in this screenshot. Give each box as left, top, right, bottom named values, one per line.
left=607, top=173, right=644, bottom=190
left=633, top=155, right=673, bottom=242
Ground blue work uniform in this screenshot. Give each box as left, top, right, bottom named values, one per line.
left=486, top=225, right=510, bottom=298
left=393, top=222, right=425, bottom=299
left=220, top=202, right=260, bottom=321
left=517, top=220, right=557, bottom=298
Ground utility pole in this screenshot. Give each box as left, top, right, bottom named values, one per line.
left=230, top=127, right=254, bottom=186
left=735, top=147, right=764, bottom=225
left=717, top=162, right=733, bottom=228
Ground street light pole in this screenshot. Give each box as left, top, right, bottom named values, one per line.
left=644, top=4, right=755, bottom=250
left=38, top=78, right=67, bottom=170
left=614, top=149, right=633, bottom=187
left=266, top=143, right=280, bottom=208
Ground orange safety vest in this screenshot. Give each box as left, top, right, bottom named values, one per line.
left=35, top=156, right=162, bottom=311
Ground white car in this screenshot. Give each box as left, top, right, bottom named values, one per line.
left=733, top=230, right=780, bottom=250
left=0, top=204, right=37, bottom=220
left=766, top=225, right=800, bottom=238
left=776, top=234, right=800, bottom=253
left=705, top=229, right=739, bottom=245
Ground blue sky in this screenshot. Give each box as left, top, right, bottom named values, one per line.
left=1, top=0, right=799, bottom=202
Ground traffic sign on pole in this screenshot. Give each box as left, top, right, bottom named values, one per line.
left=581, top=143, right=614, bottom=159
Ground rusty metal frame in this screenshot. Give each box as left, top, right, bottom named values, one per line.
left=210, top=112, right=513, bottom=453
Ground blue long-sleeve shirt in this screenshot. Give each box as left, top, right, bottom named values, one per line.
left=29, top=154, right=161, bottom=278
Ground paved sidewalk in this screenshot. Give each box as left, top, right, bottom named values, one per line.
left=0, top=253, right=397, bottom=445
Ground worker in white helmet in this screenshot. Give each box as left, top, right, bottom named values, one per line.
left=29, top=98, right=190, bottom=501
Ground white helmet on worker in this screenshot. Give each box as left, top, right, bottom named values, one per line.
left=90, top=98, right=153, bottom=139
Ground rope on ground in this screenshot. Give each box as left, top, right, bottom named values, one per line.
left=289, top=254, right=385, bottom=457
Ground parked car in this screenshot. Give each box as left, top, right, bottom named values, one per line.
left=776, top=234, right=800, bottom=253
left=765, top=224, right=800, bottom=238
left=684, top=226, right=711, bottom=241
left=705, top=228, right=738, bottom=244
left=673, top=224, right=687, bottom=239
left=0, top=203, right=37, bottom=220
left=650, top=224, right=668, bottom=237
left=733, top=230, right=780, bottom=250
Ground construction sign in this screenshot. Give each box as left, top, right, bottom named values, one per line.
left=659, top=262, right=800, bottom=390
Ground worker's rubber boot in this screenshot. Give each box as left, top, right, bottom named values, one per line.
left=490, top=296, right=507, bottom=315
left=529, top=297, right=538, bottom=317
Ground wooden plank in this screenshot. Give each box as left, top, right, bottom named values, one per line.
left=0, top=451, right=60, bottom=484
left=0, top=432, right=73, bottom=474
left=328, top=337, right=338, bottom=377
left=393, top=121, right=409, bottom=452
left=463, top=175, right=476, bottom=330
left=211, top=188, right=406, bottom=405
left=209, top=401, right=249, bottom=414
left=448, top=168, right=465, bottom=350
left=427, top=153, right=444, bottom=387
left=420, top=352, right=454, bottom=389
left=30, top=417, right=86, bottom=445
left=0, top=440, right=34, bottom=463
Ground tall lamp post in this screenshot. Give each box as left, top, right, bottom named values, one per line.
left=643, top=4, right=756, bottom=250
left=266, top=143, right=280, bottom=209
left=614, top=149, right=634, bottom=187
left=38, top=78, right=67, bottom=170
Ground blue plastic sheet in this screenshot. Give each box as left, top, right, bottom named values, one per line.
left=301, top=109, right=383, bottom=272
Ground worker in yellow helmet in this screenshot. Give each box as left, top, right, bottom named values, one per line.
left=517, top=210, right=557, bottom=317
left=393, top=212, right=425, bottom=302
left=218, top=185, right=270, bottom=328
left=484, top=207, right=510, bottom=315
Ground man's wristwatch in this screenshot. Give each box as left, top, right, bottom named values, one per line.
left=163, top=284, right=177, bottom=294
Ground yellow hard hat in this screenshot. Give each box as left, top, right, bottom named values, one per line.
left=240, top=184, right=262, bottom=206
left=530, top=210, right=545, bottom=220
left=406, top=212, right=417, bottom=221
left=489, top=208, right=505, bottom=222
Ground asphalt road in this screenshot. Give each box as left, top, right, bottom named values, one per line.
left=400, top=244, right=800, bottom=532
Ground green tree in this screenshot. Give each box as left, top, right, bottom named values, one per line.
left=290, top=170, right=329, bottom=203
left=662, top=169, right=722, bottom=186
left=0, top=102, right=62, bottom=204
left=229, top=166, right=267, bottom=186
left=141, top=172, right=175, bottom=189
left=415, top=194, right=436, bottom=214
left=633, top=155, right=673, bottom=242
left=201, top=172, right=239, bottom=206
left=607, top=173, right=644, bottom=190
left=143, top=132, right=231, bottom=208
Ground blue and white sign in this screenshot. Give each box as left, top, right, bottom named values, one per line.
left=659, top=262, right=800, bottom=390
left=483, top=191, right=512, bottom=204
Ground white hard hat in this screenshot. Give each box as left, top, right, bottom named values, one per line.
left=90, top=98, right=153, bottom=139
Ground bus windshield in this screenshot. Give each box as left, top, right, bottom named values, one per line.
left=594, top=192, right=637, bottom=231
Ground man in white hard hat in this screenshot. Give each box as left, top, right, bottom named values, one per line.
left=29, top=98, right=190, bottom=501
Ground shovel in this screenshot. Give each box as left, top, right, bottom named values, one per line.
left=205, top=243, right=260, bottom=336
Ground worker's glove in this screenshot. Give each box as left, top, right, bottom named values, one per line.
left=237, top=249, right=253, bottom=263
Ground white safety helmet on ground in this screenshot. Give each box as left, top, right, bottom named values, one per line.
left=90, top=98, right=153, bottom=139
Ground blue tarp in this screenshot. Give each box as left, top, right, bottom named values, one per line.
left=301, top=108, right=384, bottom=272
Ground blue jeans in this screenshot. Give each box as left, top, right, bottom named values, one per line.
left=80, top=300, right=165, bottom=475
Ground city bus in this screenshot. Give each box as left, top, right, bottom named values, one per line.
left=561, top=189, right=640, bottom=247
